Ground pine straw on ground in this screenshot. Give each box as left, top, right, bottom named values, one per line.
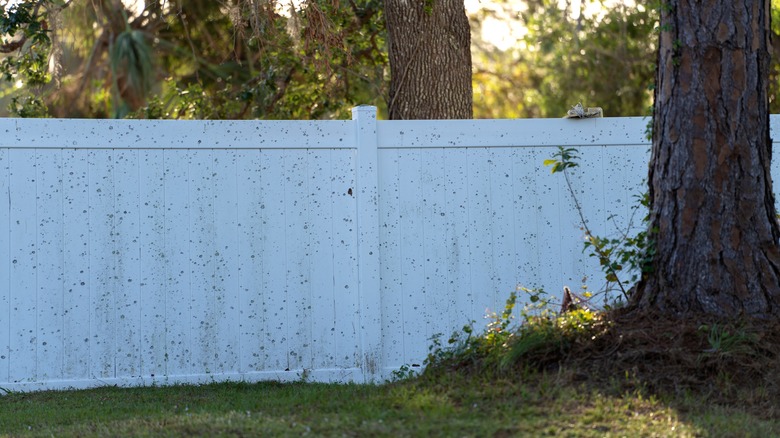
left=428, top=309, right=780, bottom=419
left=558, top=310, right=780, bottom=418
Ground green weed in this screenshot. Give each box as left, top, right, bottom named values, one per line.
left=545, top=146, right=655, bottom=303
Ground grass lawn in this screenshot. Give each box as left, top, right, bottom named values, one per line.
left=2, top=371, right=779, bottom=437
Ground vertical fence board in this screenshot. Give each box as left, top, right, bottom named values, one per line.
left=331, top=150, right=359, bottom=370
left=443, top=148, right=473, bottom=331
left=533, top=149, right=566, bottom=301
left=236, top=150, right=265, bottom=372
left=139, top=149, right=167, bottom=378
left=114, top=150, right=142, bottom=377
left=488, top=149, right=520, bottom=312
left=212, top=150, right=240, bottom=374
left=9, top=149, right=39, bottom=382
left=378, top=149, right=403, bottom=368
left=61, top=149, right=90, bottom=380
left=397, top=149, right=426, bottom=364
left=260, top=149, right=288, bottom=371
left=466, top=148, right=495, bottom=326
left=308, top=150, right=336, bottom=369
left=189, top=149, right=217, bottom=374
left=560, top=147, right=604, bottom=293
left=774, top=145, right=780, bottom=213
left=88, top=149, right=116, bottom=379
left=420, top=149, right=449, bottom=347
left=0, top=149, right=9, bottom=384
left=36, top=150, right=64, bottom=381
left=284, top=151, right=312, bottom=372
left=163, top=149, right=192, bottom=376
left=512, top=148, right=542, bottom=292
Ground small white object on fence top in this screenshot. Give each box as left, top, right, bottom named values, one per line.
left=564, top=102, right=603, bottom=119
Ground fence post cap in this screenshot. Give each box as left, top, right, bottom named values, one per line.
left=352, top=106, right=377, bottom=118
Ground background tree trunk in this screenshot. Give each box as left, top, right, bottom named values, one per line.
left=384, top=0, right=473, bottom=119
left=636, top=0, right=780, bottom=317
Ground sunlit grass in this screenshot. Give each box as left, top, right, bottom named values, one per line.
left=2, top=371, right=777, bottom=437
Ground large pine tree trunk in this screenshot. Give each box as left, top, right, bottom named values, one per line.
left=384, top=0, right=473, bottom=119
left=636, top=0, right=780, bottom=317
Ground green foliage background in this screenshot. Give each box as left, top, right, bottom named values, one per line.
left=471, top=0, right=656, bottom=118
left=2, top=0, right=780, bottom=119
left=1, top=0, right=388, bottom=119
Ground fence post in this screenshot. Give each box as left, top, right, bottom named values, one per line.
left=352, top=105, right=383, bottom=382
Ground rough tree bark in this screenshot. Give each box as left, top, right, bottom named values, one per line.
left=384, top=0, right=473, bottom=119
left=635, top=0, right=780, bottom=317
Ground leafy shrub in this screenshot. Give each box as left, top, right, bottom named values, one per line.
left=423, top=286, right=605, bottom=377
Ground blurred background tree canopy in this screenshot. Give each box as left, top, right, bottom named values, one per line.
left=1, top=0, right=388, bottom=119
left=470, top=0, right=656, bottom=118
left=1, top=0, right=779, bottom=119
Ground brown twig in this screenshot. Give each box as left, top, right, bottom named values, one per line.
left=0, top=39, right=26, bottom=53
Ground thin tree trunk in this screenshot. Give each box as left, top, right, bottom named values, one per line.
left=384, top=0, right=473, bottom=119
left=635, top=0, right=780, bottom=317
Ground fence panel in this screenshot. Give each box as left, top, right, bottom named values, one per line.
left=0, top=119, right=361, bottom=391
left=9, top=149, right=38, bottom=383
left=1, top=113, right=778, bottom=390
left=375, top=117, right=651, bottom=370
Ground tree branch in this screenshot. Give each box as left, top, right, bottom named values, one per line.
left=0, top=38, right=26, bottom=53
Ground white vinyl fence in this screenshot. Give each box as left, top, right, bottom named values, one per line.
left=1, top=108, right=779, bottom=392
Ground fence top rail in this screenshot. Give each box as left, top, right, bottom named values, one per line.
left=1, top=116, right=654, bottom=150
left=377, top=116, right=652, bottom=148
left=1, top=112, right=780, bottom=150
left=0, top=118, right=356, bottom=150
